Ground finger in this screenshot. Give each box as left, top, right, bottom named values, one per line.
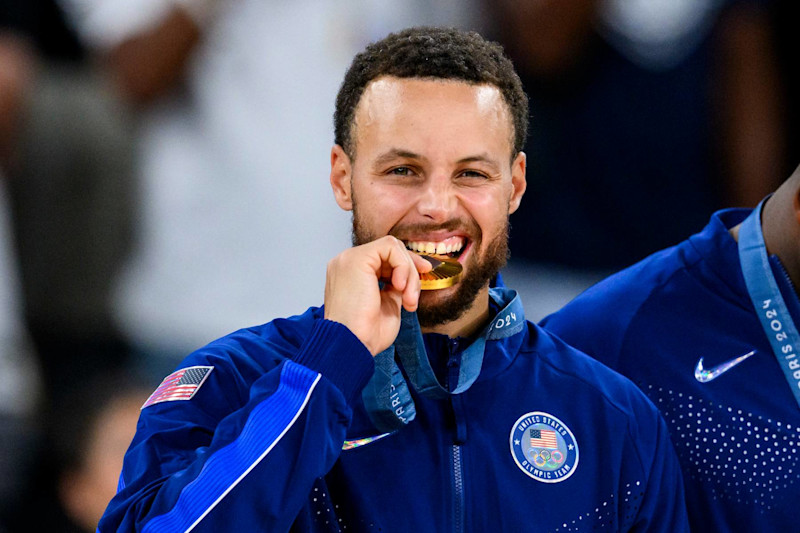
left=387, top=245, right=422, bottom=312
left=384, top=237, right=414, bottom=292
left=410, top=252, right=433, bottom=274
left=401, top=269, right=421, bottom=313
left=397, top=246, right=437, bottom=313
left=380, top=237, right=433, bottom=276
left=371, top=237, right=426, bottom=312
left=379, top=262, right=395, bottom=284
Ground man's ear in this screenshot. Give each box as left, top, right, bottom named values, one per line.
left=793, top=183, right=800, bottom=226
left=508, top=151, right=527, bottom=215
left=330, top=145, right=353, bottom=211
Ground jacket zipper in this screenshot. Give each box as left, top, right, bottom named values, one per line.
left=452, top=444, right=464, bottom=533
left=448, top=338, right=466, bottom=533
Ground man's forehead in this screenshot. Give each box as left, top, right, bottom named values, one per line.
left=352, top=76, right=514, bottom=153
left=357, top=75, right=504, bottom=110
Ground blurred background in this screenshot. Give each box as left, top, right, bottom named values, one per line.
left=0, top=0, right=796, bottom=530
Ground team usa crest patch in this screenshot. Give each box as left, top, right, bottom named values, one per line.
left=510, top=411, right=579, bottom=483
left=142, top=366, right=213, bottom=409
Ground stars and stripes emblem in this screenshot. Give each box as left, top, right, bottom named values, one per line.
left=511, top=412, right=579, bottom=483
left=530, top=428, right=558, bottom=449
left=142, top=366, right=213, bottom=409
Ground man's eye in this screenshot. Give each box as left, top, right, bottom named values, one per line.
left=390, top=167, right=412, bottom=176
left=461, top=170, right=487, bottom=179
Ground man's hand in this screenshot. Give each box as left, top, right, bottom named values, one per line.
left=324, top=236, right=432, bottom=356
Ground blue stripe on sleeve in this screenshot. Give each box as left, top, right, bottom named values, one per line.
left=143, top=361, right=321, bottom=533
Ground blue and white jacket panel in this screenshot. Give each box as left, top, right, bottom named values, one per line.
left=100, top=305, right=688, bottom=532
left=105, top=317, right=372, bottom=532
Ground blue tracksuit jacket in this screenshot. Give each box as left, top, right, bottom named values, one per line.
left=542, top=209, right=800, bottom=532
left=99, top=289, right=687, bottom=532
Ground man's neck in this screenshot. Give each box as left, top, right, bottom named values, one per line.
left=728, top=223, right=741, bottom=242
left=730, top=220, right=800, bottom=299
left=420, top=286, right=492, bottom=339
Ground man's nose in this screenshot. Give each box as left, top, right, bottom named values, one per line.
left=416, top=174, right=457, bottom=222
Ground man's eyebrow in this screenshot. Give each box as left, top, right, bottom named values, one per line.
left=373, top=150, right=503, bottom=170
left=372, top=149, right=424, bottom=167
left=457, top=154, right=502, bottom=171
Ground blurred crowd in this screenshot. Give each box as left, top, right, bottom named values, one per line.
left=0, top=0, right=795, bottom=530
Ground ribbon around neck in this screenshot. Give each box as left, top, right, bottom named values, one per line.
left=738, top=199, right=800, bottom=410
left=362, top=287, right=524, bottom=433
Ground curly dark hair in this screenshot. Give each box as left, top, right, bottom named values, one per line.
left=334, top=26, right=529, bottom=161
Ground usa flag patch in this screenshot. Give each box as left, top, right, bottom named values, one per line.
left=142, top=366, right=213, bottom=409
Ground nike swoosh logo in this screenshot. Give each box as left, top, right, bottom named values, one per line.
left=694, top=351, right=756, bottom=383
left=342, top=432, right=394, bottom=451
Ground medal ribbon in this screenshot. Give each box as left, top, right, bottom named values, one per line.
left=363, top=287, right=525, bottom=432
left=738, top=199, right=800, bottom=410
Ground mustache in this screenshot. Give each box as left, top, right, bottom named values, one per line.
left=388, top=219, right=479, bottom=240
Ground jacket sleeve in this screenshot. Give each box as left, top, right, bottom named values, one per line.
left=98, top=319, right=374, bottom=532
left=622, top=399, right=690, bottom=532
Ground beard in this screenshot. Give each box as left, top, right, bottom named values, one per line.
left=351, top=203, right=510, bottom=329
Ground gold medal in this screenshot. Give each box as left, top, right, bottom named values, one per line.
left=416, top=253, right=463, bottom=290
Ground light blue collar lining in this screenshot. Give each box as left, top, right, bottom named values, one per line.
left=362, top=288, right=524, bottom=432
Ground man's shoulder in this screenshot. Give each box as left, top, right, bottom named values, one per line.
left=180, top=306, right=324, bottom=370
left=568, top=241, right=688, bottom=311
left=539, top=242, right=689, bottom=361
left=546, top=209, right=745, bottom=333
left=136, top=307, right=326, bottom=417
left=542, top=211, right=743, bottom=366
left=529, top=324, right=665, bottom=423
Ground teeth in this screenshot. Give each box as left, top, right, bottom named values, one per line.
left=406, top=240, right=464, bottom=255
